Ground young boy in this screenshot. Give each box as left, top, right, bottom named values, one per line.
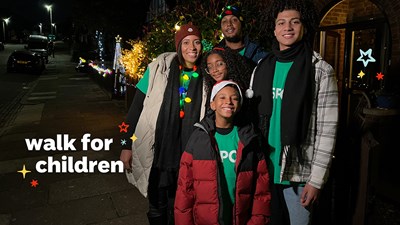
left=174, top=80, right=271, bottom=225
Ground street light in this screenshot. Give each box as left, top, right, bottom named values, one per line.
left=44, top=4, right=53, bottom=34
left=2, top=17, right=10, bottom=43
left=52, top=23, right=57, bottom=35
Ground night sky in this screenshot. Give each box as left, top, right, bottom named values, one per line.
left=0, top=0, right=149, bottom=39
left=0, top=0, right=71, bottom=28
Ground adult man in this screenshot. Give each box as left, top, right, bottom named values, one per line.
left=216, top=5, right=267, bottom=64
left=245, top=0, right=339, bottom=224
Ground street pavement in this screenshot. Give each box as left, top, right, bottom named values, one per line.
left=0, top=44, right=148, bottom=225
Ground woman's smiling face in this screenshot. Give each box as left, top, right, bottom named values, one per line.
left=181, top=35, right=202, bottom=68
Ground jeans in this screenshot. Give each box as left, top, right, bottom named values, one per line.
left=283, top=186, right=312, bottom=225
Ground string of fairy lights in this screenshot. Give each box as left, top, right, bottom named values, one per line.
left=80, top=24, right=210, bottom=83
left=82, top=25, right=383, bottom=97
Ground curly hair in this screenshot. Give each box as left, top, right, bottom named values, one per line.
left=202, top=47, right=253, bottom=94
left=260, top=0, right=318, bottom=44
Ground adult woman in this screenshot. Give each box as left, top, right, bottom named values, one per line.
left=120, top=23, right=207, bottom=225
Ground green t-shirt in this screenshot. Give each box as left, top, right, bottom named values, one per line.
left=268, top=61, right=293, bottom=185
left=238, top=47, right=246, bottom=56
left=136, top=67, right=150, bottom=94
left=215, top=126, right=239, bottom=225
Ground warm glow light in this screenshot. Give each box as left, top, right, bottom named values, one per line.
left=120, top=40, right=148, bottom=80
left=174, top=23, right=181, bottom=31
left=88, top=61, right=113, bottom=77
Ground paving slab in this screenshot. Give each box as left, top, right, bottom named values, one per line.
left=0, top=214, right=11, bottom=225
left=90, top=214, right=145, bottom=225
left=110, top=188, right=148, bottom=218
left=10, top=195, right=118, bottom=225
left=0, top=49, right=149, bottom=225
left=49, top=173, right=132, bottom=204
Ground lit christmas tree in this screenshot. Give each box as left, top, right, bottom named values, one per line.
left=113, top=35, right=126, bottom=98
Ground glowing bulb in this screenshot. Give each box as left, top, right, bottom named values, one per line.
left=175, top=23, right=181, bottom=31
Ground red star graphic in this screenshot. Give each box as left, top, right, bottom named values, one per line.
left=30, top=179, right=39, bottom=188
left=118, top=122, right=129, bottom=133
left=376, top=72, right=384, bottom=80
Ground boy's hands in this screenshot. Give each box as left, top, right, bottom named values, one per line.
left=300, top=184, right=320, bottom=207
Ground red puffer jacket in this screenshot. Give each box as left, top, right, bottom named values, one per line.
left=174, top=117, right=271, bottom=225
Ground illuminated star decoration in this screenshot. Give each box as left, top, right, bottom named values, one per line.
left=115, top=35, right=122, bottom=43
left=358, top=70, right=365, bottom=78
left=17, top=164, right=31, bottom=179
left=118, top=122, right=129, bottom=133
left=30, top=179, right=39, bottom=188
left=376, top=72, right=384, bottom=80
left=357, top=48, right=376, bottom=67
left=121, top=139, right=127, bottom=146
left=130, top=134, right=137, bottom=143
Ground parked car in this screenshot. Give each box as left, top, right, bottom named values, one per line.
left=0, top=42, right=4, bottom=51
left=26, top=35, right=49, bottom=63
left=7, top=50, right=45, bottom=75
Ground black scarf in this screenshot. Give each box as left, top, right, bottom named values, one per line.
left=153, top=57, right=203, bottom=187
left=254, top=40, right=313, bottom=163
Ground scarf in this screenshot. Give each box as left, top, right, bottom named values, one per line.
left=254, top=39, right=313, bottom=164
left=153, top=57, right=203, bottom=187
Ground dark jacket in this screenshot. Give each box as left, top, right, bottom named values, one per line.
left=217, top=35, right=268, bottom=64
left=174, top=116, right=271, bottom=225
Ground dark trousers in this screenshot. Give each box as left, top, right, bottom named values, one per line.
left=270, top=184, right=291, bottom=225
left=147, top=169, right=176, bottom=225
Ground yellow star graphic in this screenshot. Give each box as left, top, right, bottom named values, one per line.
left=18, top=164, right=31, bottom=179
left=130, top=134, right=137, bottom=143
left=358, top=70, right=365, bottom=78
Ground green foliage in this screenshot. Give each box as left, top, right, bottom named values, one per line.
left=143, top=0, right=271, bottom=55
left=123, top=0, right=270, bottom=77
left=143, top=0, right=225, bottom=59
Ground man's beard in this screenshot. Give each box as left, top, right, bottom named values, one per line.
left=225, top=35, right=242, bottom=43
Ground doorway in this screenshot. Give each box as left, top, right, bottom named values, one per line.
left=316, top=0, right=392, bottom=224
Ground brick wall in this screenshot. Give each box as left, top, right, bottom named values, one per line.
left=318, top=2, right=348, bottom=93
left=380, top=0, right=400, bottom=87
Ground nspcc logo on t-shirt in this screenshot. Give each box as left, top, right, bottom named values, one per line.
left=272, top=87, right=284, bottom=100
left=220, top=150, right=237, bottom=163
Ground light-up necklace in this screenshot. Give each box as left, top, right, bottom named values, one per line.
left=179, top=65, right=199, bottom=118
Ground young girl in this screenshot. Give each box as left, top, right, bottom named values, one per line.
left=202, top=47, right=253, bottom=94
left=174, top=80, right=271, bottom=225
